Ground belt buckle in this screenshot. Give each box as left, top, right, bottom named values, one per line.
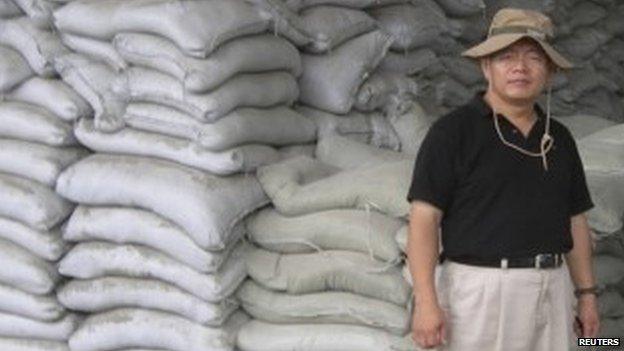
left=535, top=253, right=545, bottom=269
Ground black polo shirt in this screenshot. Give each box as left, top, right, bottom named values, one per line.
left=406, top=93, right=594, bottom=259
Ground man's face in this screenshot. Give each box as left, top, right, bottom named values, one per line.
left=481, top=38, right=552, bottom=103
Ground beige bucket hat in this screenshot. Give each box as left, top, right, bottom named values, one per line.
left=462, top=8, right=573, bottom=69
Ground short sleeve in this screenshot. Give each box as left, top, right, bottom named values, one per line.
left=568, top=137, right=594, bottom=216
left=406, top=124, right=457, bottom=213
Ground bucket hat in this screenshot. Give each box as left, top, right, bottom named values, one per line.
left=462, top=8, right=573, bottom=69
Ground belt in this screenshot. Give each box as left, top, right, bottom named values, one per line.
left=448, top=253, right=564, bottom=269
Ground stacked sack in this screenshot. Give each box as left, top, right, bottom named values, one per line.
left=238, top=135, right=420, bottom=351
left=47, top=0, right=316, bottom=350
left=387, top=0, right=624, bottom=122
left=368, top=0, right=481, bottom=117
left=553, top=112, right=624, bottom=342
left=572, top=122, right=624, bottom=341
left=258, top=0, right=406, bottom=149
left=0, top=3, right=89, bottom=350
left=234, top=2, right=440, bottom=350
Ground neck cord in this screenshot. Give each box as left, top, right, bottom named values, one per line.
left=491, top=87, right=554, bottom=171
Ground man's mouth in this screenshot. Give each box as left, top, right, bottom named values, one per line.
left=508, top=79, right=531, bottom=86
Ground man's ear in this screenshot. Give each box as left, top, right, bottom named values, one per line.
left=480, top=58, right=491, bottom=83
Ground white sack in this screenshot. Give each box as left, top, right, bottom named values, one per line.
left=440, top=56, right=483, bottom=86
left=0, top=238, right=59, bottom=295
left=369, top=4, right=448, bottom=51
left=599, top=290, right=624, bottom=318
left=435, top=75, right=474, bottom=107
left=11, top=0, right=58, bottom=27
left=237, top=280, right=409, bottom=335
left=437, top=0, right=484, bottom=17
left=447, top=15, right=488, bottom=43
left=7, top=77, right=92, bottom=121
left=0, top=138, right=87, bottom=186
left=56, top=154, right=268, bottom=249
left=0, top=217, right=66, bottom=261
left=594, top=230, right=624, bottom=259
left=567, top=1, right=607, bottom=28
left=603, top=6, right=624, bottom=37
left=299, top=30, right=392, bottom=114
left=395, top=225, right=408, bottom=253
left=594, top=254, right=624, bottom=287
left=377, top=48, right=437, bottom=75
left=0, top=172, right=73, bottom=231
left=600, top=317, right=624, bottom=338
left=315, top=135, right=409, bottom=170
left=124, top=103, right=316, bottom=151
left=299, top=5, right=376, bottom=53
left=114, top=67, right=298, bottom=122
left=114, top=33, right=301, bottom=93
left=557, top=67, right=618, bottom=103
left=257, top=156, right=412, bottom=218
left=237, top=320, right=416, bottom=351
left=58, top=241, right=247, bottom=302
left=0, top=0, right=22, bottom=17
left=554, top=115, right=617, bottom=140
left=354, top=71, right=419, bottom=113
left=297, top=105, right=400, bottom=150
left=0, top=45, right=33, bottom=93
left=244, top=0, right=313, bottom=47
left=64, top=206, right=243, bottom=273
left=0, top=102, right=76, bottom=146
left=283, top=0, right=406, bottom=11
left=579, top=124, right=624, bottom=172
left=69, top=308, right=248, bottom=351
left=74, top=118, right=280, bottom=175
left=585, top=171, right=624, bottom=235
left=0, top=338, right=68, bottom=351
left=387, top=102, right=434, bottom=155
left=60, top=33, right=127, bottom=72
left=246, top=246, right=410, bottom=306
left=0, top=312, right=78, bottom=341
left=557, top=27, right=611, bottom=60
left=54, top=54, right=125, bottom=132
left=53, top=0, right=270, bottom=58
left=0, top=17, right=68, bottom=76
left=278, top=143, right=316, bottom=160
left=246, top=206, right=403, bottom=262
left=58, top=277, right=239, bottom=326
left=0, top=283, right=64, bottom=321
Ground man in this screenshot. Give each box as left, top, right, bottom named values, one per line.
left=406, top=8, right=600, bottom=351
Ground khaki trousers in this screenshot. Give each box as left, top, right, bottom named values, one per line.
left=434, top=260, right=576, bottom=351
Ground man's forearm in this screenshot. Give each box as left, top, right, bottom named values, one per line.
left=564, top=214, right=596, bottom=290
left=407, top=202, right=441, bottom=306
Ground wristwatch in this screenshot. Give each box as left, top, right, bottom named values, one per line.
left=574, top=285, right=600, bottom=298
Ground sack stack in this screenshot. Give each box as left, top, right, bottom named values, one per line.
left=46, top=0, right=316, bottom=350
left=238, top=151, right=419, bottom=350
left=221, top=2, right=415, bottom=350
left=0, top=3, right=88, bottom=350
left=575, top=123, right=624, bottom=340
left=383, top=0, right=624, bottom=122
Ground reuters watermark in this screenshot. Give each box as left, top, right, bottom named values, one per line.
left=577, top=338, right=620, bottom=347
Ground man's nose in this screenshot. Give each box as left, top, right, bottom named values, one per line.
left=510, top=56, right=530, bottom=72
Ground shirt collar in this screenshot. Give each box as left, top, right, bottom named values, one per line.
left=470, top=92, right=546, bottom=122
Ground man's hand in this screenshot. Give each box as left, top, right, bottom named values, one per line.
left=574, top=294, right=600, bottom=338
left=412, top=301, right=447, bottom=349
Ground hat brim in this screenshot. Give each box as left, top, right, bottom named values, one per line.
left=462, top=33, right=573, bottom=69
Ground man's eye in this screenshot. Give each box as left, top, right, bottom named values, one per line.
left=528, top=54, right=544, bottom=61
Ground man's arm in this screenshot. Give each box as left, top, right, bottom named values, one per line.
left=564, top=213, right=600, bottom=338
left=408, top=200, right=445, bottom=349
